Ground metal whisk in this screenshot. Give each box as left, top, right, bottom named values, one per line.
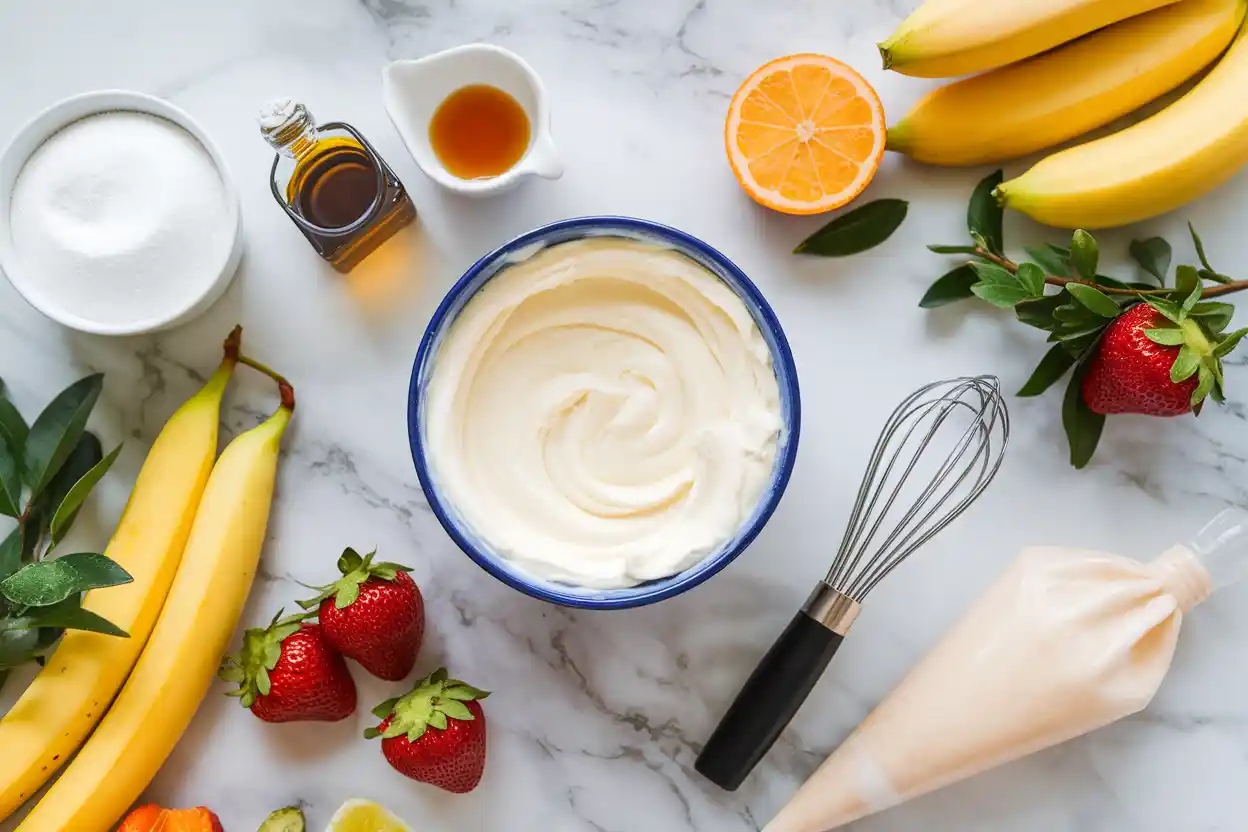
left=696, top=376, right=1009, bottom=792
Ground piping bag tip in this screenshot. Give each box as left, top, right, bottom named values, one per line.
left=1185, top=508, right=1248, bottom=593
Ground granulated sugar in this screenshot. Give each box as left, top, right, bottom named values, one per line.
left=9, top=110, right=233, bottom=328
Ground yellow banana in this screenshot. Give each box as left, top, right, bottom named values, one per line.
left=997, top=21, right=1248, bottom=228
left=888, top=0, right=1247, bottom=166
left=0, top=328, right=240, bottom=822
left=880, top=0, right=1180, bottom=78
left=16, top=375, right=294, bottom=832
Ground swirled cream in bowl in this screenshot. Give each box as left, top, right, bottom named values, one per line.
left=410, top=218, right=799, bottom=609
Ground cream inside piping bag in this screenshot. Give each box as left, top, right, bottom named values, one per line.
left=766, top=509, right=1248, bottom=832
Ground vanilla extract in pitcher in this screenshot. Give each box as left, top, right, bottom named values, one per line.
left=260, top=98, right=415, bottom=272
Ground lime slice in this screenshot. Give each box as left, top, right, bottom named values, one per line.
left=326, top=799, right=412, bottom=832
left=259, top=807, right=306, bottom=832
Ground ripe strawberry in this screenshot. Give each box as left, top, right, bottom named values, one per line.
left=118, top=804, right=223, bottom=832
left=1082, top=304, right=1198, bottom=415
left=219, top=611, right=357, bottom=723
left=1082, top=301, right=1241, bottom=416
left=299, top=548, right=424, bottom=681
left=365, top=668, right=490, bottom=794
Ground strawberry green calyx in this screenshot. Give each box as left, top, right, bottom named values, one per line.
left=1142, top=294, right=1247, bottom=409
left=218, top=609, right=308, bottom=708
left=364, top=668, right=489, bottom=742
left=297, top=548, right=413, bottom=611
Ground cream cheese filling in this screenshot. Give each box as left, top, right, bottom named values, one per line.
left=426, top=238, right=782, bottom=589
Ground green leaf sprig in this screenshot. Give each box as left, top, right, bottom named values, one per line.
left=920, top=170, right=1248, bottom=469
left=0, top=374, right=129, bottom=683
left=793, top=199, right=909, bottom=257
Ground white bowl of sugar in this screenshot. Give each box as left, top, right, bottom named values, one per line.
left=0, top=90, right=243, bottom=335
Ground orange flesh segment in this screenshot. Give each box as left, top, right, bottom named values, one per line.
left=727, top=54, right=885, bottom=215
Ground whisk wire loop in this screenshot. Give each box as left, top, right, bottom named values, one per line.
left=826, top=376, right=1009, bottom=601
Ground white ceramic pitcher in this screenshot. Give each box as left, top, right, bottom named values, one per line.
left=383, top=44, right=564, bottom=197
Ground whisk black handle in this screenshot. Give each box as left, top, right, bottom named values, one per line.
left=696, top=583, right=858, bottom=791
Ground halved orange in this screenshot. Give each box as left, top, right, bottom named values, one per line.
left=726, top=54, right=886, bottom=215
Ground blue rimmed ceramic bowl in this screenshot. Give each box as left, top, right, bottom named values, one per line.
left=408, top=217, right=800, bottom=609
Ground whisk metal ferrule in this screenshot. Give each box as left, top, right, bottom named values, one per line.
left=802, top=582, right=860, bottom=637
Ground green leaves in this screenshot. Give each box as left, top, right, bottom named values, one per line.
left=1066, top=284, right=1120, bottom=318
left=1017, top=263, right=1046, bottom=298
left=1129, top=237, right=1171, bottom=285
left=1042, top=289, right=1113, bottom=359
left=0, top=439, right=20, bottom=519
left=1189, top=224, right=1231, bottom=284
left=18, top=597, right=128, bottom=638
left=1175, top=265, right=1201, bottom=301
left=23, top=374, right=103, bottom=500
left=0, top=528, right=23, bottom=584
left=0, top=396, right=29, bottom=462
left=918, top=173, right=1248, bottom=472
left=970, top=263, right=1030, bottom=308
left=0, top=373, right=127, bottom=663
left=1025, top=244, right=1070, bottom=277
left=968, top=170, right=1005, bottom=255
left=49, top=443, right=121, bottom=546
left=919, top=266, right=978, bottom=308
left=927, top=244, right=979, bottom=255
left=1016, top=292, right=1067, bottom=332
left=1, top=560, right=80, bottom=607
left=0, top=386, right=25, bottom=520
left=1063, top=363, right=1104, bottom=470
left=1018, top=345, right=1077, bottom=397
left=0, top=553, right=132, bottom=608
left=53, top=553, right=132, bottom=592
left=793, top=199, right=909, bottom=257
left=968, top=261, right=1047, bottom=309
left=1070, top=230, right=1099, bottom=282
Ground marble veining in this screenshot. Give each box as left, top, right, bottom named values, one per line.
left=2, top=1, right=1248, bottom=830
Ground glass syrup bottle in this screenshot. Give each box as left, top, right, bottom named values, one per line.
left=259, top=98, right=415, bottom=272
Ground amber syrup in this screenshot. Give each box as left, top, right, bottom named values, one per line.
left=429, top=84, right=531, bottom=179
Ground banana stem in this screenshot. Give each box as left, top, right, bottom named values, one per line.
left=222, top=325, right=242, bottom=364
left=238, top=355, right=296, bottom=412
left=973, top=248, right=1248, bottom=299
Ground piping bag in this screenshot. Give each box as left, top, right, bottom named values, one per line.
left=765, top=509, right=1248, bottom=831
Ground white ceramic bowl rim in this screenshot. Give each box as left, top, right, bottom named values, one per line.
left=0, top=89, right=243, bottom=335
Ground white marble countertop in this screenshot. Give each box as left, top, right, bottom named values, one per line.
left=3, top=1, right=1248, bottom=830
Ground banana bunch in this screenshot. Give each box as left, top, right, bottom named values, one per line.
left=883, top=0, right=1248, bottom=228
left=0, top=328, right=295, bottom=832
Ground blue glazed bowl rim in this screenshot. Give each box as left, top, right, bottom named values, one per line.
left=407, top=216, right=800, bottom=609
